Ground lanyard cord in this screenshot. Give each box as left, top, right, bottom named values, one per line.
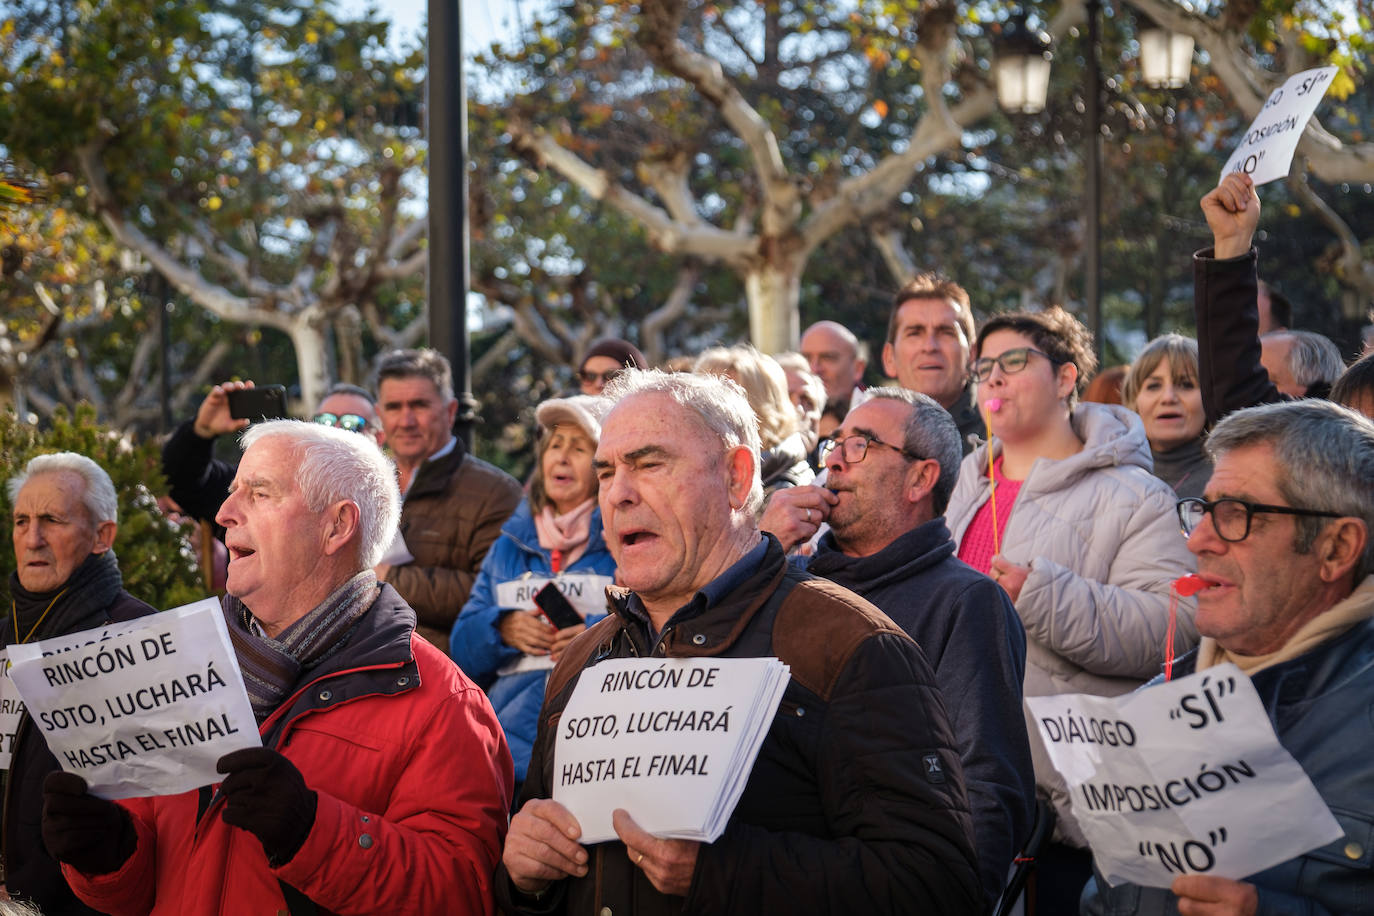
left=12, top=587, right=70, bottom=645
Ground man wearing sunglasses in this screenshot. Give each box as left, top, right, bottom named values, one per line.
left=162, top=381, right=384, bottom=531
left=1085, top=399, right=1374, bottom=916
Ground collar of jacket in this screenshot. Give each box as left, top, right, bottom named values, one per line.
left=948, top=383, right=980, bottom=427
left=806, top=517, right=956, bottom=595
left=1160, top=615, right=1374, bottom=713
left=258, top=584, right=421, bottom=745
left=406, top=439, right=469, bottom=500
left=603, top=534, right=790, bottom=658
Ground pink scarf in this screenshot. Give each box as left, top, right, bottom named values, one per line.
left=534, top=498, right=596, bottom=573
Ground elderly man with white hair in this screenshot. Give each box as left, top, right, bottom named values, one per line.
left=42, top=421, right=513, bottom=916
left=497, top=369, right=981, bottom=915
left=4, top=452, right=156, bottom=915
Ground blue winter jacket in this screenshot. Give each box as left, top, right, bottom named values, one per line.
left=449, top=500, right=615, bottom=782
left=1082, top=610, right=1374, bottom=915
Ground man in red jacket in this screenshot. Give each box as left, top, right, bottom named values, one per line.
left=42, top=420, right=513, bottom=916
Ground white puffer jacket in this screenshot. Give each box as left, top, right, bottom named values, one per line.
left=947, top=402, right=1199, bottom=844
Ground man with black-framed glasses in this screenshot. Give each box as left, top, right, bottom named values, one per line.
left=1085, top=399, right=1374, bottom=916
left=768, top=388, right=1034, bottom=908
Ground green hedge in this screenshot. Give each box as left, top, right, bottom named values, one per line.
left=0, top=405, right=207, bottom=611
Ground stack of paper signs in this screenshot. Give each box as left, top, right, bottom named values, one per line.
left=553, top=655, right=790, bottom=844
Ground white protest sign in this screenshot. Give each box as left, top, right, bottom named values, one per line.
left=553, top=656, right=788, bottom=844
left=494, top=573, right=613, bottom=619
left=7, top=598, right=260, bottom=799
left=1028, top=664, right=1341, bottom=888
left=494, top=574, right=614, bottom=677
left=1220, top=66, right=1338, bottom=186
left=0, top=650, right=25, bottom=769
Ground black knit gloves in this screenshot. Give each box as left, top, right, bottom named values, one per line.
left=216, top=747, right=318, bottom=867
left=42, top=771, right=138, bottom=875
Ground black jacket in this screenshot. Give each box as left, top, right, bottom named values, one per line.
left=806, top=518, right=1035, bottom=907
left=2, top=590, right=155, bottom=915
left=497, top=535, right=981, bottom=916
left=1194, top=246, right=1285, bottom=427
left=161, top=419, right=234, bottom=535
left=950, top=385, right=984, bottom=456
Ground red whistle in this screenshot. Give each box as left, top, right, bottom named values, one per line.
left=1173, top=574, right=1208, bottom=597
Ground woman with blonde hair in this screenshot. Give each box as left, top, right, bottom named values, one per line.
left=694, top=345, right=815, bottom=493
left=1121, top=333, right=1211, bottom=499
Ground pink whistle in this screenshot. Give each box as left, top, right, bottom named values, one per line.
left=1173, top=574, right=1208, bottom=597
left=984, top=398, right=1003, bottom=413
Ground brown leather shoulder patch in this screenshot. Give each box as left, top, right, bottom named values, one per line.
left=773, top=578, right=910, bottom=701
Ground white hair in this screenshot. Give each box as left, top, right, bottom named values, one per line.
left=240, top=420, right=400, bottom=568
left=8, top=452, right=118, bottom=525
left=601, top=368, right=765, bottom=516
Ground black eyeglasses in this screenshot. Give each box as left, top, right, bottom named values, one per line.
left=578, top=369, right=622, bottom=386
left=1176, top=497, right=1344, bottom=543
left=969, top=347, right=1064, bottom=383
left=312, top=412, right=370, bottom=433
left=820, top=433, right=918, bottom=465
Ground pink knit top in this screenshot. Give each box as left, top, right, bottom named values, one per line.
left=957, top=455, right=1023, bottom=575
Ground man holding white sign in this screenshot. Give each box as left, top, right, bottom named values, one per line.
left=41, top=421, right=514, bottom=916
left=497, top=370, right=981, bottom=915
left=2, top=452, right=156, bottom=915
left=1084, top=400, right=1374, bottom=913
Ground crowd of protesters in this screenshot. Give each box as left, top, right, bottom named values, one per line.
left=4, top=176, right=1374, bottom=916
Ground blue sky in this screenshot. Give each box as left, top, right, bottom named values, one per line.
left=337, top=0, right=533, bottom=55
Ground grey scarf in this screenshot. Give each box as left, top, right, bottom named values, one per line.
left=222, top=570, right=380, bottom=722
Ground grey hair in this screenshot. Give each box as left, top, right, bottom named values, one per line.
left=0, top=899, right=43, bottom=916
left=8, top=452, right=118, bottom=526
left=1266, top=330, right=1345, bottom=391
left=240, top=420, right=401, bottom=569
left=862, top=388, right=962, bottom=515
left=601, top=368, right=765, bottom=516
left=374, top=348, right=455, bottom=402
left=773, top=351, right=827, bottom=414
left=1207, top=400, right=1374, bottom=579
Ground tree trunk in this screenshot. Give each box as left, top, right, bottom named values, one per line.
left=287, top=312, right=331, bottom=412
left=743, top=259, right=802, bottom=354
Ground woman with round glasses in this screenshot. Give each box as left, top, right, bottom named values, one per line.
left=449, top=395, right=617, bottom=798
left=945, top=306, right=1198, bottom=909
left=1121, top=334, right=1211, bottom=498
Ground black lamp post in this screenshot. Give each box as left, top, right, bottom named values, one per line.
left=995, top=4, right=1193, bottom=360
left=428, top=0, right=476, bottom=448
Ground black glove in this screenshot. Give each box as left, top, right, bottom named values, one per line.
left=42, top=771, right=137, bottom=875
left=216, top=747, right=318, bottom=867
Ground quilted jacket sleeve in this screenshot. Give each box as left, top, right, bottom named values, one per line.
left=1016, top=479, right=1199, bottom=681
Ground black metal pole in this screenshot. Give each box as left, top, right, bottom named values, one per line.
left=1085, top=0, right=1103, bottom=360
left=428, top=0, right=476, bottom=449
left=156, top=271, right=172, bottom=433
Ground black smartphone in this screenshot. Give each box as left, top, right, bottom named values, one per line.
left=227, top=385, right=289, bottom=422
left=534, top=582, right=584, bottom=630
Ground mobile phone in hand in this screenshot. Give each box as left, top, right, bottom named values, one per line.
left=534, top=582, right=584, bottom=630
left=227, top=385, right=289, bottom=422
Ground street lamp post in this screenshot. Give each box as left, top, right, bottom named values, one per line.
left=995, top=4, right=1193, bottom=361
left=1085, top=0, right=1103, bottom=358
left=428, top=0, right=476, bottom=448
